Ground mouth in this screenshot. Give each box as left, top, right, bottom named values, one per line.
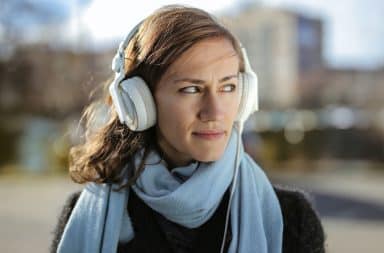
left=192, top=130, right=226, bottom=140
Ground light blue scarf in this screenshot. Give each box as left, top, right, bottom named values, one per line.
left=57, top=130, right=283, bottom=253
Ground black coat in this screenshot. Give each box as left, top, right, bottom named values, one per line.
left=50, top=185, right=325, bottom=253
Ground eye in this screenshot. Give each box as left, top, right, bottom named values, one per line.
left=221, top=84, right=236, bottom=92
left=179, top=86, right=201, bottom=94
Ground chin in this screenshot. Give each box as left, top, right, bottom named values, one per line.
left=193, top=150, right=225, bottom=163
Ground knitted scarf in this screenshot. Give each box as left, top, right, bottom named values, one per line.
left=57, top=130, right=283, bottom=253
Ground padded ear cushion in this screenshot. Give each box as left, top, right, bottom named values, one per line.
left=116, top=77, right=157, bottom=131
left=236, top=48, right=259, bottom=123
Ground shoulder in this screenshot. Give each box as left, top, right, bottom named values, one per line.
left=51, top=185, right=326, bottom=253
left=273, top=184, right=315, bottom=212
left=273, top=185, right=325, bottom=253
left=50, top=191, right=82, bottom=253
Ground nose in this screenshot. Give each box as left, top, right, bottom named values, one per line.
left=198, top=91, right=225, bottom=122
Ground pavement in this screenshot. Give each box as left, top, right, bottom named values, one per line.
left=1, top=167, right=384, bottom=253
left=270, top=166, right=384, bottom=217
left=270, top=166, right=384, bottom=252
left=0, top=174, right=82, bottom=253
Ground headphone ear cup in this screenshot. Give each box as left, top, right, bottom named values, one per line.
left=236, top=46, right=259, bottom=124
left=110, top=76, right=157, bottom=131
left=236, top=70, right=258, bottom=123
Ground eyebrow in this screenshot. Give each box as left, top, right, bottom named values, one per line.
left=173, top=74, right=238, bottom=84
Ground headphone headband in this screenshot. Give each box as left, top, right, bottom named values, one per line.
left=109, top=15, right=258, bottom=131
left=112, top=21, right=144, bottom=73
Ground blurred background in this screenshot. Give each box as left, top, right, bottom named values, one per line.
left=1, top=0, right=383, bottom=252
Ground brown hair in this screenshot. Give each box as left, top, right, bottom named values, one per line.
left=69, top=4, right=244, bottom=187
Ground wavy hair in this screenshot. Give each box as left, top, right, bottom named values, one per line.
left=69, top=5, right=244, bottom=187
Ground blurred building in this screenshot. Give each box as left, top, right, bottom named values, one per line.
left=322, top=67, right=384, bottom=108
left=0, top=44, right=113, bottom=117
left=223, top=6, right=324, bottom=110
left=223, top=5, right=384, bottom=112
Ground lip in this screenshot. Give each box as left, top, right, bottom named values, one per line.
left=192, top=130, right=225, bottom=140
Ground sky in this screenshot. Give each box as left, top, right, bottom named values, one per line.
left=3, top=0, right=384, bottom=69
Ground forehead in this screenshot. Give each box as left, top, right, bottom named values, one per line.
left=161, top=37, right=240, bottom=81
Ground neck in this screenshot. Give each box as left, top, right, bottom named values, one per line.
left=154, top=142, right=194, bottom=171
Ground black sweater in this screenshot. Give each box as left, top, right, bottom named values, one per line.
left=50, top=185, right=325, bottom=253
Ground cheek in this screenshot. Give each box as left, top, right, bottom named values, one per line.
left=226, top=95, right=241, bottom=121
left=155, top=94, right=193, bottom=133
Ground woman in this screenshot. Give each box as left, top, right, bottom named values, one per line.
left=51, top=5, right=325, bottom=253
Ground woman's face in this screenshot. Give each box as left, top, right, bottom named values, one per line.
left=154, top=37, right=240, bottom=167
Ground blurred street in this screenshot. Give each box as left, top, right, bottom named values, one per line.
left=0, top=174, right=82, bottom=253
left=1, top=167, right=384, bottom=253
left=271, top=166, right=384, bottom=252
left=1, top=1, right=384, bottom=253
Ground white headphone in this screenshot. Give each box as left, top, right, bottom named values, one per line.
left=109, top=21, right=259, bottom=132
